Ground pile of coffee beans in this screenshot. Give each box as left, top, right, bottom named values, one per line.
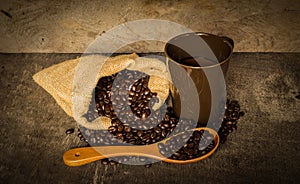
left=95, top=70, right=162, bottom=123
left=159, top=129, right=216, bottom=160
left=107, top=108, right=177, bottom=145
left=85, top=69, right=179, bottom=145
left=216, top=99, right=244, bottom=144
left=74, top=108, right=178, bottom=146
left=127, top=76, right=157, bottom=119
left=93, top=74, right=116, bottom=118
left=66, top=69, right=244, bottom=166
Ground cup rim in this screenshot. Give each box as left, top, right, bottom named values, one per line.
left=164, top=32, right=234, bottom=69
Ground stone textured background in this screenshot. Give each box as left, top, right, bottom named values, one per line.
left=0, top=0, right=299, bottom=53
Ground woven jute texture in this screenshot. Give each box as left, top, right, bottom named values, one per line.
left=33, top=54, right=170, bottom=130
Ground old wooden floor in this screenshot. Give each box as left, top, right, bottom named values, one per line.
left=0, top=53, right=299, bottom=183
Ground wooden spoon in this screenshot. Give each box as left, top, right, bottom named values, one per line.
left=63, top=127, right=219, bottom=166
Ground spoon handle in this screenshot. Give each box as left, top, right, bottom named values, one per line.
left=63, top=147, right=107, bottom=167
left=63, top=144, right=162, bottom=166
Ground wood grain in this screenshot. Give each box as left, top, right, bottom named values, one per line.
left=0, top=1, right=299, bottom=53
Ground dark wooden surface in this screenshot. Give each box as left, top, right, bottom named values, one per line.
left=0, top=53, right=299, bottom=183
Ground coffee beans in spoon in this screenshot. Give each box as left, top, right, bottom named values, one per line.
left=158, top=129, right=216, bottom=160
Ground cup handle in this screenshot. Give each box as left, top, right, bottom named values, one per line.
left=220, top=36, right=234, bottom=49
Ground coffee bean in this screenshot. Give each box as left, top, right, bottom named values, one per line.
left=111, top=119, right=121, bottom=127
left=136, top=85, right=142, bottom=92
left=137, top=130, right=143, bottom=137
left=139, top=157, right=146, bottom=162
left=90, top=137, right=96, bottom=144
left=80, top=136, right=87, bottom=142
left=142, top=134, right=150, bottom=142
left=150, top=132, right=157, bottom=139
left=161, top=129, right=167, bottom=137
left=117, top=125, right=124, bottom=132
left=124, top=125, right=131, bottom=133
left=239, top=111, right=245, bottom=117
left=163, top=123, right=170, bottom=128
left=126, top=132, right=134, bottom=139
left=141, top=112, right=147, bottom=119
left=116, top=132, right=123, bottom=137
left=108, top=126, right=117, bottom=133
left=145, top=164, right=152, bottom=168
left=101, top=158, right=109, bottom=165
left=109, top=160, right=118, bottom=165
left=104, top=98, right=110, bottom=104
left=65, top=128, right=75, bottom=135
left=154, top=127, right=161, bottom=134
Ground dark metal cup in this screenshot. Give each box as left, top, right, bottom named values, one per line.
left=165, top=32, right=234, bottom=124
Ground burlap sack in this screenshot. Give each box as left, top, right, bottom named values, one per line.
left=33, top=53, right=170, bottom=130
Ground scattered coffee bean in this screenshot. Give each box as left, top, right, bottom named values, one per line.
left=145, top=164, right=152, bottom=168
left=109, top=160, right=118, bottom=166
left=101, top=158, right=109, bottom=165
left=65, top=128, right=75, bottom=135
